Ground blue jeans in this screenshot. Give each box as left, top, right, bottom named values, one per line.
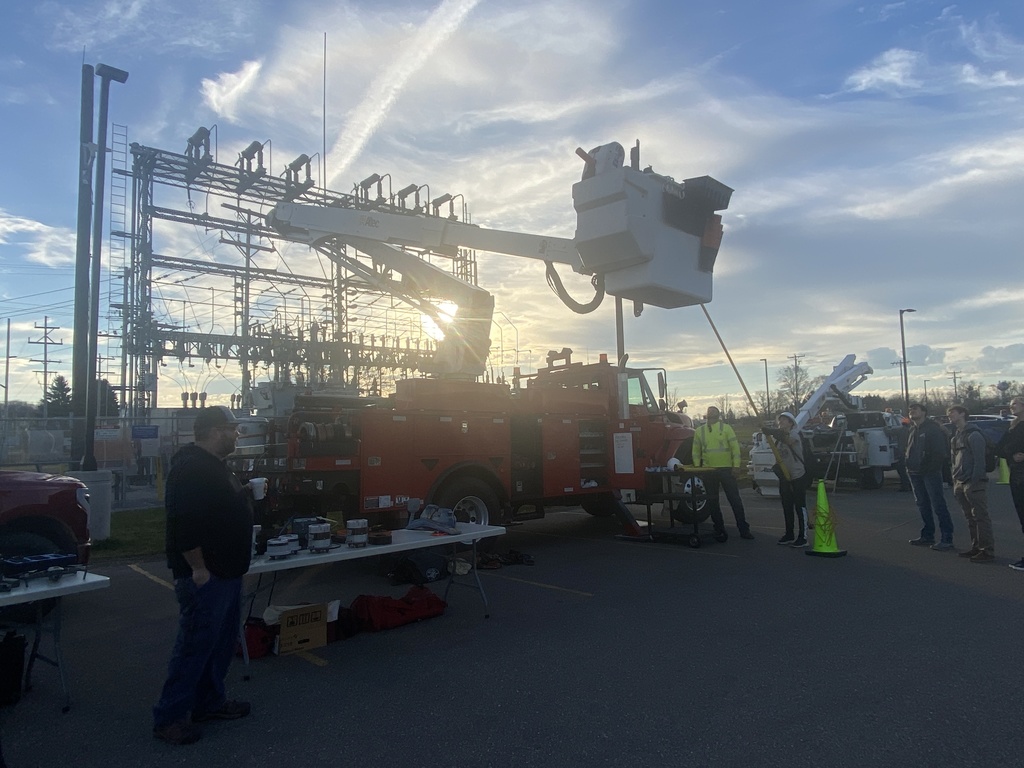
left=909, top=471, right=954, bottom=543
left=153, top=574, right=242, bottom=727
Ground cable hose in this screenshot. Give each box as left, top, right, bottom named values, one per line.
left=544, top=261, right=605, bottom=314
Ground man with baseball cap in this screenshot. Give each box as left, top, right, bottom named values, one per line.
left=153, top=406, right=254, bottom=745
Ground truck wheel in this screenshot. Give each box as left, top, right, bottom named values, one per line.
left=436, top=478, right=498, bottom=527
left=860, top=467, right=884, bottom=490
left=581, top=497, right=617, bottom=517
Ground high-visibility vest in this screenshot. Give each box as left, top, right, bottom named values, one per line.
left=693, top=422, right=740, bottom=468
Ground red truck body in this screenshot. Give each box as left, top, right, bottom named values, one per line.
left=230, top=357, right=690, bottom=528
left=0, top=470, right=92, bottom=564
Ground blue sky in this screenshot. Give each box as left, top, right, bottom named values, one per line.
left=1, top=0, right=1022, bottom=413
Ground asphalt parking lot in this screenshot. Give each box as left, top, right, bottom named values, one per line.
left=2, top=479, right=1023, bottom=767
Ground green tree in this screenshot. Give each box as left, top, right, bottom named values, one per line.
left=41, top=374, right=73, bottom=418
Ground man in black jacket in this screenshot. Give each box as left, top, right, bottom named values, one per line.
left=153, top=406, right=254, bottom=745
left=998, top=397, right=1024, bottom=570
left=905, top=403, right=955, bottom=550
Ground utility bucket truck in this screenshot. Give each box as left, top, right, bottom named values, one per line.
left=228, top=142, right=733, bottom=533
left=748, top=354, right=903, bottom=495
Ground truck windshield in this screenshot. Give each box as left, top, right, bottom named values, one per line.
left=625, top=370, right=661, bottom=414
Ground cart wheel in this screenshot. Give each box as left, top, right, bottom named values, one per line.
left=688, top=534, right=702, bottom=548
left=714, top=531, right=729, bottom=543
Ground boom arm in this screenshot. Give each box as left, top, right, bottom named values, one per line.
left=267, top=141, right=733, bottom=377
left=791, top=354, right=874, bottom=429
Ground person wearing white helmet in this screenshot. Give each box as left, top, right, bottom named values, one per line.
left=765, top=411, right=811, bottom=547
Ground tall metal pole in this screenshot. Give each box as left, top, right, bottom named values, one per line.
left=70, top=65, right=95, bottom=470
left=899, top=308, right=916, bottom=416
left=759, top=357, right=769, bottom=416
left=83, top=63, right=129, bottom=471
left=1, top=318, right=8, bottom=464
left=614, top=296, right=625, bottom=367
left=923, top=379, right=929, bottom=405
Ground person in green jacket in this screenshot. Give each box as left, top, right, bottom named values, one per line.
left=693, top=406, right=754, bottom=540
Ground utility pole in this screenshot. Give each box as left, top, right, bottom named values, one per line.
left=29, top=316, right=64, bottom=420
left=2, top=319, right=11, bottom=464
left=790, top=353, right=805, bottom=412
left=2, top=319, right=10, bottom=418
left=948, top=370, right=962, bottom=401
left=759, top=358, right=770, bottom=417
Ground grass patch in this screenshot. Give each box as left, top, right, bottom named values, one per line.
left=90, top=507, right=165, bottom=561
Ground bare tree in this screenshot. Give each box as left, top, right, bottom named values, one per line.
left=776, top=361, right=814, bottom=414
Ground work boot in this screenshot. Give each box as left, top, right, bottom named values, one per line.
left=192, top=700, right=251, bottom=722
left=153, top=721, right=202, bottom=745
left=958, top=548, right=982, bottom=559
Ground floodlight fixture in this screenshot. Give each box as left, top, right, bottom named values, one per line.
left=96, top=63, right=129, bottom=83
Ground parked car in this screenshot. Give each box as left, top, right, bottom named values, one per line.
left=0, top=470, right=92, bottom=564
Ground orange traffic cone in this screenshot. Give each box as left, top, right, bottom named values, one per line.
left=806, top=480, right=847, bottom=558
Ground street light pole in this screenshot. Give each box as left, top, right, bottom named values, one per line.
left=759, top=358, right=770, bottom=417
left=899, top=308, right=916, bottom=416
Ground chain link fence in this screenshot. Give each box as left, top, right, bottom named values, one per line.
left=0, top=415, right=189, bottom=510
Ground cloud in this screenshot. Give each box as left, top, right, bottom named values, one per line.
left=958, top=19, right=1024, bottom=62
left=0, top=209, right=74, bottom=267
left=843, top=49, right=923, bottom=94
left=958, top=64, right=1024, bottom=88
left=42, top=0, right=255, bottom=56
left=977, top=344, right=1024, bottom=367
left=325, top=0, right=482, bottom=186
left=201, top=60, right=263, bottom=123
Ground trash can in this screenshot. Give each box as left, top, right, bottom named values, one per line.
left=68, top=469, right=113, bottom=541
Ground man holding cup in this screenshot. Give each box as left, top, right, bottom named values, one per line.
left=153, top=405, right=254, bottom=745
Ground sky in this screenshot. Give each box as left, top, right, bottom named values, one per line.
left=1, top=0, right=1023, bottom=416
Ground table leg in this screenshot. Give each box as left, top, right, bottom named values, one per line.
left=443, top=539, right=490, bottom=618
left=22, top=597, right=72, bottom=712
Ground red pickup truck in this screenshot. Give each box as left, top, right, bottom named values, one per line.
left=0, top=470, right=92, bottom=564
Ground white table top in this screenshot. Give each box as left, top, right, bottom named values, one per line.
left=248, top=523, right=506, bottom=576
left=0, top=571, right=111, bottom=608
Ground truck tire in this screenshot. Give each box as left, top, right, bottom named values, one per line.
left=436, top=478, right=498, bottom=527
left=860, top=466, right=884, bottom=490
left=581, top=497, right=617, bottom=517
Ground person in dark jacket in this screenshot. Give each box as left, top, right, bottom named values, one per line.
left=153, top=406, right=254, bottom=745
left=947, top=405, right=994, bottom=562
left=997, top=397, right=1024, bottom=570
left=904, top=403, right=955, bottom=550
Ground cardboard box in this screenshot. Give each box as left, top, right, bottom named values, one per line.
left=273, top=603, right=327, bottom=655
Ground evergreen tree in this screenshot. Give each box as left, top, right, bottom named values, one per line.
left=41, top=374, right=73, bottom=417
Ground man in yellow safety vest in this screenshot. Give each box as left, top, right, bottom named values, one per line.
left=693, top=406, right=754, bottom=540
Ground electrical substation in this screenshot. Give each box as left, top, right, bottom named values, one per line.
left=110, top=125, right=482, bottom=418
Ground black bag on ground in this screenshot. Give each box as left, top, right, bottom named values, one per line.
left=387, top=551, right=449, bottom=586
left=0, top=630, right=26, bottom=707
